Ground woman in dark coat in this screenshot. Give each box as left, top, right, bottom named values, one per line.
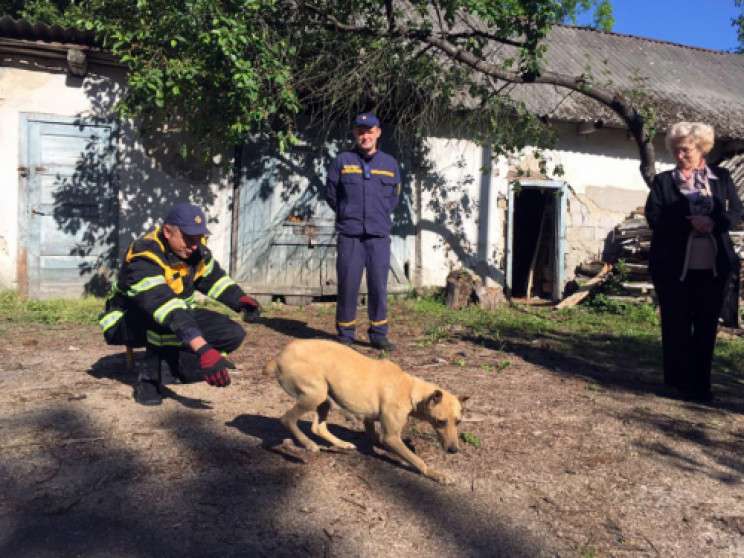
left=645, top=122, right=742, bottom=402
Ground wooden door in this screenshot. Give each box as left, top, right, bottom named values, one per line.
left=233, top=143, right=410, bottom=303
left=21, top=116, right=117, bottom=298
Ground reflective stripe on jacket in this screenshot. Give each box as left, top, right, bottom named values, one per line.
left=99, top=226, right=245, bottom=342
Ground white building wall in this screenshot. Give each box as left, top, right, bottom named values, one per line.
left=0, top=52, right=682, bottom=299
left=417, top=137, right=509, bottom=287
left=0, top=60, right=231, bottom=294
left=416, top=125, right=675, bottom=291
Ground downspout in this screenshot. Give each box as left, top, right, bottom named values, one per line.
left=229, top=144, right=243, bottom=276
left=413, top=158, right=423, bottom=289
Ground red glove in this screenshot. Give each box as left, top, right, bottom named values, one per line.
left=196, top=344, right=235, bottom=387
left=239, top=295, right=262, bottom=323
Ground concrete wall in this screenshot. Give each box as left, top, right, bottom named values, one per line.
left=0, top=54, right=231, bottom=295
left=0, top=49, right=683, bottom=300
left=416, top=138, right=508, bottom=287
left=415, top=123, right=675, bottom=292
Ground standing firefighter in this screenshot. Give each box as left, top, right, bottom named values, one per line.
left=99, top=203, right=262, bottom=405
left=326, top=113, right=401, bottom=351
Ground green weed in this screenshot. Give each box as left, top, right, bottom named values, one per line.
left=459, top=432, right=481, bottom=448
left=496, top=360, right=512, bottom=372
left=0, top=290, right=102, bottom=325
left=587, top=383, right=600, bottom=401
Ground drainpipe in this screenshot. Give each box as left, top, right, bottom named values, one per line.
left=479, top=141, right=496, bottom=287
left=413, top=159, right=423, bottom=289
left=229, top=144, right=243, bottom=277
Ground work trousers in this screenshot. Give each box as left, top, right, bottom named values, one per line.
left=336, top=233, right=391, bottom=343
left=653, top=269, right=728, bottom=397
left=144, top=308, right=245, bottom=383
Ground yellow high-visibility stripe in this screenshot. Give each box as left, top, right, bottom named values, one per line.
left=207, top=276, right=236, bottom=299
left=106, top=280, right=124, bottom=300
left=337, top=319, right=356, bottom=327
left=128, top=275, right=167, bottom=296
left=341, top=168, right=362, bottom=174
left=370, top=319, right=388, bottom=326
left=153, top=298, right=188, bottom=324
left=126, top=227, right=170, bottom=270
left=370, top=170, right=395, bottom=178
left=195, top=257, right=214, bottom=280
left=146, top=330, right=182, bottom=347
left=99, top=310, right=123, bottom=332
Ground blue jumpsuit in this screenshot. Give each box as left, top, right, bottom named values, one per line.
left=326, top=148, right=401, bottom=343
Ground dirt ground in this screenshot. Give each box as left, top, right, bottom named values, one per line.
left=1, top=301, right=743, bottom=558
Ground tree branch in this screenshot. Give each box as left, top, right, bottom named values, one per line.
left=312, top=6, right=656, bottom=186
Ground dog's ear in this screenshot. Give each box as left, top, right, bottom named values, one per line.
left=429, top=390, right=443, bottom=405
left=458, top=394, right=472, bottom=405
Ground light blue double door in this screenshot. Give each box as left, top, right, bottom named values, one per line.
left=21, top=115, right=117, bottom=298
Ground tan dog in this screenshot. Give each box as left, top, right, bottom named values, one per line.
left=263, top=339, right=471, bottom=484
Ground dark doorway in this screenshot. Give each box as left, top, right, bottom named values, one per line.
left=511, top=188, right=555, bottom=299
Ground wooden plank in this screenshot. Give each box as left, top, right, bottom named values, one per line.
left=526, top=208, right=548, bottom=299
left=555, top=263, right=612, bottom=309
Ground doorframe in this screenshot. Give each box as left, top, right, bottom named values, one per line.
left=505, top=180, right=567, bottom=301
left=17, top=113, right=118, bottom=298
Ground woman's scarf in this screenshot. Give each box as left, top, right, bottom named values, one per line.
left=672, top=162, right=716, bottom=216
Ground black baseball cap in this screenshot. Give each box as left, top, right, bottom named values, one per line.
left=164, top=203, right=211, bottom=236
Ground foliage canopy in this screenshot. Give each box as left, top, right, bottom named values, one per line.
left=4, top=1, right=663, bottom=180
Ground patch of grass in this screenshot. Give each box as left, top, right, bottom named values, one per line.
left=713, top=337, right=744, bottom=380
left=459, top=431, right=481, bottom=448
left=424, top=323, right=450, bottom=344
left=586, top=383, right=601, bottom=402
left=0, top=290, right=102, bottom=325
left=496, top=360, right=512, bottom=372
left=400, top=296, right=744, bottom=380
left=580, top=537, right=597, bottom=558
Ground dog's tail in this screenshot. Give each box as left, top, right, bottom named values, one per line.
left=262, top=356, right=279, bottom=376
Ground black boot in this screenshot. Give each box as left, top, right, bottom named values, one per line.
left=133, top=379, right=163, bottom=406
left=133, top=348, right=164, bottom=405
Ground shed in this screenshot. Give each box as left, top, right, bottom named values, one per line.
left=2, top=17, right=744, bottom=306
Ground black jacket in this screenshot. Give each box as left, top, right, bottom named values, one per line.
left=99, top=227, right=246, bottom=345
left=645, top=166, right=742, bottom=280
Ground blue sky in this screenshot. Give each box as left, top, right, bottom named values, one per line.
left=576, top=0, right=740, bottom=51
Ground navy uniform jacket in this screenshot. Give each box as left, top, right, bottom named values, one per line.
left=326, top=149, right=401, bottom=236
left=99, top=226, right=246, bottom=346
left=645, top=165, right=743, bottom=280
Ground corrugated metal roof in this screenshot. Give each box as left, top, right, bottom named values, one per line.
left=3, top=15, right=744, bottom=138
left=500, top=24, right=744, bottom=139
left=0, top=16, right=100, bottom=47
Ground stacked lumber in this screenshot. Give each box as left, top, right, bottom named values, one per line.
left=609, top=207, right=656, bottom=303
left=614, top=208, right=651, bottom=267
left=610, top=207, right=744, bottom=326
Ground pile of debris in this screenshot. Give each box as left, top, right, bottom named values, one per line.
left=610, top=207, right=656, bottom=303
left=444, top=268, right=506, bottom=310
left=556, top=208, right=656, bottom=310
left=602, top=206, right=743, bottom=326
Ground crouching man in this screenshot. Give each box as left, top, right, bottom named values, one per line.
left=99, top=202, right=262, bottom=405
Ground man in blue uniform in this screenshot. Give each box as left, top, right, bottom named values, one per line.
left=99, top=203, right=262, bottom=405
left=326, top=113, right=401, bottom=351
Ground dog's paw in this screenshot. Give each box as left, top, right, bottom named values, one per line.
left=303, top=442, right=320, bottom=452
left=427, top=469, right=453, bottom=485
left=335, top=441, right=357, bottom=451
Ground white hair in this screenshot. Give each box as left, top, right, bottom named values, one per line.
left=665, top=122, right=715, bottom=155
